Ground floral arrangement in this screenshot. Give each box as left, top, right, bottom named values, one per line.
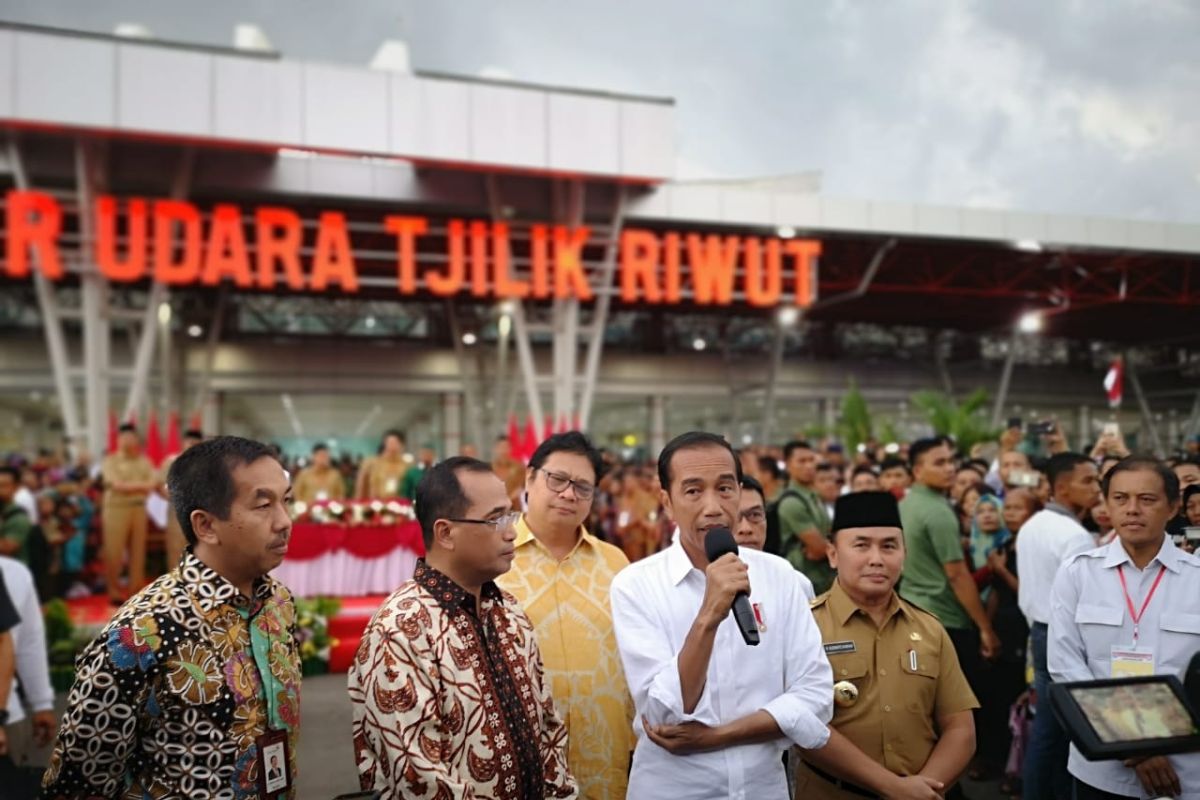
left=290, top=498, right=416, bottom=526
left=295, top=596, right=341, bottom=675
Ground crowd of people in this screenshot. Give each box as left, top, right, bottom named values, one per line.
left=1, top=420, right=1199, bottom=798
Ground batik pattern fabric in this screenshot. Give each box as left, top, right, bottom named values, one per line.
left=348, top=559, right=578, bottom=800
left=495, top=518, right=633, bottom=800
left=41, top=551, right=302, bottom=800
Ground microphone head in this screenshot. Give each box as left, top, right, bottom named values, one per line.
left=704, top=526, right=738, bottom=563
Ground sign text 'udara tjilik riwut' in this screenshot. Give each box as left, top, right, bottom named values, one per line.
left=2, top=191, right=819, bottom=307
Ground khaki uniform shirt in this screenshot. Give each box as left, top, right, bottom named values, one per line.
left=101, top=452, right=156, bottom=508
left=803, top=580, right=978, bottom=789
left=359, top=456, right=408, bottom=499
left=293, top=466, right=346, bottom=504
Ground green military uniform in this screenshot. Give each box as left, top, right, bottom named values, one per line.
left=898, top=484, right=972, bottom=630
left=0, top=499, right=33, bottom=562
left=778, top=480, right=835, bottom=594
left=796, top=580, right=979, bottom=799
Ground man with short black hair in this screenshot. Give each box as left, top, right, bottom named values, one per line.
left=355, top=429, right=409, bottom=499
left=899, top=438, right=1000, bottom=698
left=349, top=457, right=577, bottom=799
left=1050, top=456, right=1200, bottom=799
left=611, top=431, right=832, bottom=798
left=100, top=424, right=157, bottom=602
left=951, top=464, right=985, bottom=505
left=879, top=457, right=911, bottom=498
left=0, top=467, right=32, bottom=563
left=496, top=432, right=632, bottom=798
left=778, top=440, right=836, bottom=595
left=1017, top=450, right=1102, bottom=799
left=757, top=455, right=785, bottom=501
left=44, top=436, right=303, bottom=798
left=849, top=464, right=881, bottom=493
left=815, top=463, right=841, bottom=521
left=293, top=442, right=346, bottom=505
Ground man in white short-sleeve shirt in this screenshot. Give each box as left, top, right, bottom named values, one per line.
left=611, top=431, right=833, bottom=800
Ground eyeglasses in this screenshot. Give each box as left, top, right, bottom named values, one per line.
left=739, top=508, right=766, bottom=524
left=446, top=511, right=521, bottom=532
left=538, top=469, right=595, bottom=500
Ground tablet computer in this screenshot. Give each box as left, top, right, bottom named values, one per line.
left=1050, top=675, right=1200, bottom=761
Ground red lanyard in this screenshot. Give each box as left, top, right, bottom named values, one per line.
left=1117, top=564, right=1166, bottom=647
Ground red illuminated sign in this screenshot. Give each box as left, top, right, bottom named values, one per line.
left=4, top=191, right=819, bottom=307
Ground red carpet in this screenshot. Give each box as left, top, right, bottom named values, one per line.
left=66, top=594, right=386, bottom=674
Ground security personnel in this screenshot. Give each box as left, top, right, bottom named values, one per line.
left=101, top=423, right=156, bottom=604
left=796, top=491, right=978, bottom=800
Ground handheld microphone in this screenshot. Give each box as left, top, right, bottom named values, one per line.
left=704, top=527, right=760, bottom=646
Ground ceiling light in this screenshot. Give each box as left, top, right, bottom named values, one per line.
left=777, top=226, right=797, bottom=239
left=364, top=316, right=377, bottom=329
left=1018, top=311, right=1044, bottom=334
left=157, top=302, right=172, bottom=326
left=187, top=324, right=204, bottom=338
left=462, top=332, right=478, bottom=346
left=1014, top=239, right=1043, bottom=253
left=777, top=307, right=800, bottom=327
left=692, top=337, right=707, bottom=352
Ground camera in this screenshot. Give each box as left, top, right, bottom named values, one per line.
left=1027, top=420, right=1056, bottom=436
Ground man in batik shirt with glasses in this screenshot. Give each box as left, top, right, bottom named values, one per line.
left=497, top=432, right=633, bottom=800
left=349, top=456, right=577, bottom=800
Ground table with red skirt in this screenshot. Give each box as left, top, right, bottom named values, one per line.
left=272, top=519, right=425, bottom=597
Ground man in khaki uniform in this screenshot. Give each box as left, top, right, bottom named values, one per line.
left=158, top=428, right=203, bottom=571
left=101, top=424, right=156, bottom=603
left=354, top=430, right=409, bottom=499
left=293, top=443, right=346, bottom=504
left=796, top=491, right=978, bottom=800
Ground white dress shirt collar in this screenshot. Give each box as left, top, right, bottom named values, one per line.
left=1099, top=533, right=1184, bottom=574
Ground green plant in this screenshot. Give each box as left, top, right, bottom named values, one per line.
left=837, top=381, right=874, bottom=452
left=296, top=597, right=342, bottom=676
left=910, top=388, right=999, bottom=454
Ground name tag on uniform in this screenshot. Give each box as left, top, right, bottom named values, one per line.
left=824, top=640, right=857, bottom=655
left=1111, top=647, right=1155, bottom=678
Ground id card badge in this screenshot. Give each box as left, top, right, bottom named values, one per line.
left=257, top=728, right=292, bottom=796
left=1110, top=647, right=1155, bottom=678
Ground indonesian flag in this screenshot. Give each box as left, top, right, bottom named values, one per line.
left=1104, top=358, right=1123, bottom=409
left=145, top=410, right=165, bottom=467
left=506, top=414, right=523, bottom=462
left=165, top=411, right=182, bottom=457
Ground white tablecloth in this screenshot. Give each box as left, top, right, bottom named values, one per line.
left=271, top=548, right=419, bottom=597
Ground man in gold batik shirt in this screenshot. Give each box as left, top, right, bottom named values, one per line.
left=354, top=430, right=409, bottom=499
left=497, top=432, right=633, bottom=800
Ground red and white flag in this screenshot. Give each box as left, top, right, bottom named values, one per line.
left=1103, top=358, right=1123, bottom=408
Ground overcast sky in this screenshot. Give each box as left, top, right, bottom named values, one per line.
left=6, top=0, right=1199, bottom=221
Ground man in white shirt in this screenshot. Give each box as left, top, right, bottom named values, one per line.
left=610, top=431, right=833, bottom=800
left=0, top=556, right=56, bottom=760
left=1015, top=451, right=1100, bottom=799
left=1049, top=456, right=1200, bottom=799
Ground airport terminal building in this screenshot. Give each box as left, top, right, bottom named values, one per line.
left=2, top=22, right=1199, bottom=458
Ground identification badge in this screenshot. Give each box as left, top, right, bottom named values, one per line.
left=824, top=640, right=857, bottom=655
left=1110, top=647, right=1155, bottom=678
left=257, top=728, right=292, bottom=796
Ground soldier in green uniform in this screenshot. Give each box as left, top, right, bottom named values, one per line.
left=778, top=440, right=835, bottom=594
left=796, top=491, right=979, bottom=800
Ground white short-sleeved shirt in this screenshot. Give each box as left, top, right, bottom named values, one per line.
left=1017, top=504, right=1095, bottom=626
left=610, top=536, right=833, bottom=800
left=1049, top=536, right=1200, bottom=798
